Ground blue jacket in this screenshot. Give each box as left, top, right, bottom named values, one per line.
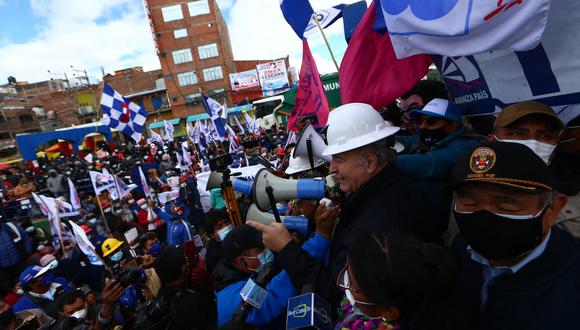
left=154, top=207, right=193, bottom=246
left=396, top=128, right=483, bottom=236
left=0, top=222, right=31, bottom=268
left=216, top=233, right=331, bottom=328
left=454, top=228, right=580, bottom=329
left=13, top=277, right=73, bottom=316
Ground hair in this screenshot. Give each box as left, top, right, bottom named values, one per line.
left=204, top=209, right=230, bottom=234
left=139, top=232, right=158, bottom=247
left=361, top=138, right=397, bottom=165
left=155, top=246, right=186, bottom=284
left=401, top=80, right=449, bottom=103
left=349, top=232, right=463, bottom=330
left=57, top=290, right=86, bottom=312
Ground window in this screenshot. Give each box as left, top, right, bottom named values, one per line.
left=185, top=93, right=202, bottom=106
left=172, top=49, right=193, bottom=65
left=177, top=71, right=198, bottom=86
left=203, top=66, right=223, bottom=81
left=19, top=114, right=34, bottom=124
left=173, top=28, right=188, bottom=39
left=198, top=43, right=218, bottom=59
left=209, top=88, right=225, bottom=98
left=188, top=0, right=210, bottom=17
left=162, top=5, right=183, bottom=22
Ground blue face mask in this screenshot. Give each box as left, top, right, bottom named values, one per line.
left=88, top=219, right=98, bottom=226
left=255, top=249, right=274, bottom=273
left=217, top=225, right=233, bottom=241
left=110, top=251, right=123, bottom=263
left=148, top=242, right=162, bottom=257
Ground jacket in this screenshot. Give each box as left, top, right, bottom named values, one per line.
left=46, top=175, right=65, bottom=195
left=215, top=233, right=330, bottom=328
left=396, top=128, right=484, bottom=236
left=0, top=222, right=31, bottom=267
left=13, top=278, right=73, bottom=318
left=155, top=285, right=217, bottom=330
left=454, top=227, right=580, bottom=330
left=154, top=207, right=193, bottom=246
left=277, top=164, right=432, bottom=313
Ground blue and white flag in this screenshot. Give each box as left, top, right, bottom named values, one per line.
left=70, top=221, right=103, bottom=266
left=110, top=175, right=136, bottom=200
left=149, top=129, right=164, bottom=145
left=100, top=83, right=148, bottom=142
left=378, top=0, right=550, bottom=59
left=280, top=0, right=314, bottom=39
left=164, top=120, right=174, bottom=142
left=202, top=95, right=227, bottom=138
left=304, top=4, right=346, bottom=38
left=67, top=178, right=81, bottom=212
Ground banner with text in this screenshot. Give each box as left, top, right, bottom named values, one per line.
left=230, top=69, right=260, bottom=91
left=256, top=59, right=291, bottom=97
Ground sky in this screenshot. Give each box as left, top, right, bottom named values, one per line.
left=0, top=0, right=370, bottom=86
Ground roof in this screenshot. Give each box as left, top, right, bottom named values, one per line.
left=148, top=118, right=180, bottom=129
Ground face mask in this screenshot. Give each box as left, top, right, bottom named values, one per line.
left=495, top=138, right=556, bottom=164
left=345, top=289, right=383, bottom=320
left=88, top=219, right=97, bottom=226
left=110, top=250, right=123, bottom=263
left=66, top=171, right=72, bottom=176
left=37, top=244, right=45, bottom=251
left=25, top=226, right=35, bottom=233
left=71, top=308, right=88, bottom=320
left=140, top=204, right=148, bottom=210
left=454, top=205, right=547, bottom=260
left=48, top=260, right=59, bottom=270
left=419, top=128, right=449, bottom=146
left=217, top=225, right=233, bottom=241
left=148, top=242, right=162, bottom=256
left=0, top=307, right=14, bottom=327
left=128, top=199, right=135, bottom=204
left=16, top=288, right=24, bottom=295
left=257, top=249, right=274, bottom=267
left=104, top=207, right=111, bottom=213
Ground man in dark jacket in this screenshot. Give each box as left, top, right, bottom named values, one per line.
left=248, top=103, right=434, bottom=312
left=448, top=141, right=579, bottom=329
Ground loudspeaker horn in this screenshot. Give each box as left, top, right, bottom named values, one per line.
left=252, top=168, right=325, bottom=212
left=206, top=171, right=253, bottom=196
left=247, top=204, right=309, bottom=236
left=294, top=124, right=331, bottom=171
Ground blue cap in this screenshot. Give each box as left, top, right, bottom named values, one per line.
left=20, top=265, right=50, bottom=287
left=409, top=98, right=461, bottom=122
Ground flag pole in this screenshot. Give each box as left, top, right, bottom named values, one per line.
left=54, top=200, right=67, bottom=257
left=94, top=193, right=111, bottom=233
left=312, top=13, right=340, bottom=72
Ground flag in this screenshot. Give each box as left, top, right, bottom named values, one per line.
left=244, top=112, right=258, bottom=133
left=234, top=116, right=245, bottom=134
left=149, top=129, right=164, bottom=145
left=339, top=1, right=432, bottom=111
left=32, top=192, right=50, bottom=218
left=288, top=39, right=330, bottom=132
left=111, top=175, right=135, bottom=200
left=164, top=120, right=174, bottom=141
left=89, top=170, right=115, bottom=195
left=100, top=83, right=148, bottom=142
left=280, top=0, right=314, bottom=39
left=67, top=178, right=81, bottom=212
left=181, top=142, right=192, bottom=166
left=304, top=4, right=346, bottom=38
left=139, top=167, right=152, bottom=199
left=378, top=0, right=549, bottom=59
left=285, top=131, right=297, bottom=149
left=158, top=190, right=181, bottom=206
left=202, top=95, right=227, bottom=138
left=70, top=222, right=103, bottom=266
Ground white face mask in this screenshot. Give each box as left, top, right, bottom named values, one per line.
left=71, top=308, right=88, bottom=320
left=496, top=138, right=556, bottom=164
left=140, top=204, right=148, bottom=210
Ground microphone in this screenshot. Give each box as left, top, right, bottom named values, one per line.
left=232, top=262, right=275, bottom=322
left=286, top=285, right=332, bottom=330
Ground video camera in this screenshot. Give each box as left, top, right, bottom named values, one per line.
left=208, top=153, right=233, bottom=172
left=113, top=267, right=143, bottom=288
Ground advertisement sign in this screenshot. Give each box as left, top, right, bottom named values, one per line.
left=256, top=59, right=291, bottom=97
left=230, top=69, right=260, bottom=91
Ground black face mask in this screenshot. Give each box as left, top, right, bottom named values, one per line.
left=419, top=128, right=449, bottom=146
left=454, top=208, right=546, bottom=260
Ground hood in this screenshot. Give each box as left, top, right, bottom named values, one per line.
left=211, top=259, right=248, bottom=291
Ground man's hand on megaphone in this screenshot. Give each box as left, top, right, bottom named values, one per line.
left=247, top=221, right=292, bottom=253
left=315, top=204, right=339, bottom=240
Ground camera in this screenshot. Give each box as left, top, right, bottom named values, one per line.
left=113, top=268, right=143, bottom=287
left=208, top=153, right=233, bottom=172
left=133, top=295, right=174, bottom=330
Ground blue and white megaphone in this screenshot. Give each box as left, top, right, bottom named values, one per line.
left=206, top=171, right=254, bottom=196
left=252, top=169, right=326, bottom=212
left=246, top=204, right=310, bottom=236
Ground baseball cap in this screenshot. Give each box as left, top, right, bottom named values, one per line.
left=446, top=141, right=556, bottom=193
left=494, top=101, right=564, bottom=129
left=410, top=98, right=461, bottom=122
left=19, top=265, right=51, bottom=288
left=80, top=224, right=92, bottom=234
left=222, top=225, right=263, bottom=260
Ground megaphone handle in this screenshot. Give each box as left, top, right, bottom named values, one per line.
left=265, top=185, right=282, bottom=223
left=306, top=138, right=315, bottom=170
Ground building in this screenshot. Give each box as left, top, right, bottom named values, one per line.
left=145, top=0, right=236, bottom=118
left=0, top=104, right=41, bottom=142
left=231, top=57, right=293, bottom=105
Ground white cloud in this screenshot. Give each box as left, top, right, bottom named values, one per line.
left=0, top=0, right=160, bottom=84
left=215, top=0, right=234, bottom=11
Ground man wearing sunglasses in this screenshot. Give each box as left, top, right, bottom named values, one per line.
left=396, top=98, right=484, bottom=238
left=447, top=141, right=579, bottom=329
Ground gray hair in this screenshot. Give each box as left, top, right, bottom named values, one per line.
left=363, top=138, right=397, bottom=164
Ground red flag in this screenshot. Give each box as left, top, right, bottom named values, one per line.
left=339, top=1, right=432, bottom=110
left=287, top=39, right=330, bottom=132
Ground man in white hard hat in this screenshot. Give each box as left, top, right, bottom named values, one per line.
left=248, top=103, right=434, bottom=311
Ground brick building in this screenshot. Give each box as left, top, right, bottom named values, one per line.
left=0, top=104, right=41, bottom=142
left=145, top=0, right=236, bottom=118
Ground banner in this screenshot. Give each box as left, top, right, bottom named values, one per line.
left=70, top=221, right=103, bottom=266
left=89, top=170, right=115, bottom=195
left=379, top=0, right=549, bottom=59
left=433, top=0, right=580, bottom=121
left=230, top=69, right=260, bottom=91
left=256, top=59, right=291, bottom=97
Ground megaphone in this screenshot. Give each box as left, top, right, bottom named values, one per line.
left=247, top=204, right=310, bottom=236
left=206, top=171, right=253, bottom=196
left=252, top=168, right=325, bottom=212
left=294, top=124, right=331, bottom=170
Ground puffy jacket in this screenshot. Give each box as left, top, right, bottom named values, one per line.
left=0, top=222, right=31, bottom=267
left=396, top=128, right=484, bottom=236
left=215, top=233, right=331, bottom=328
left=277, top=164, right=432, bottom=315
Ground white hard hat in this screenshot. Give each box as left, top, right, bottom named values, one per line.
left=323, top=103, right=400, bottom=156
left=285, top=150, right=327, bottom=175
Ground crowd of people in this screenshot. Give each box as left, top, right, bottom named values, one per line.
left=0, top=80, right=579, bottom=330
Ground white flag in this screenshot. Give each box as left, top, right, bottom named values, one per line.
left=139, top=167, right=152, bottom=199
left=70, top=222, right=103, bottom=266
left=89, top=170, right=115, bottom=195
left=149, top=129, right=164, bottom=145
left=379, top=0, right=550, bottom=59
left=67, top=178, right=82, bottom=211
left=164, top=120, right=174, bottom=141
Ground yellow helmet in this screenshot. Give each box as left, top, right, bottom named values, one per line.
left=101, top=238, right=123, bottom=257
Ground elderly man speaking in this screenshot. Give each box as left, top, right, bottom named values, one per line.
left=248, top=103, right=436, bottom=311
